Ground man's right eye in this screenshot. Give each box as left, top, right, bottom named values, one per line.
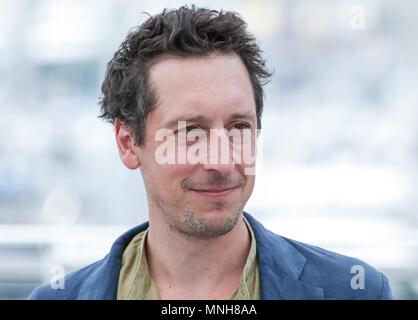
left=185, top=126, right=199, bottom=133
left=175, top=125, right=200, bottom=135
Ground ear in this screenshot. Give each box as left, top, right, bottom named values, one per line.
left=115, top=119, right=140, bottom=170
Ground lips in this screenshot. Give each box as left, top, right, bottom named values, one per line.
left=189, top=186, right=240, bottom=200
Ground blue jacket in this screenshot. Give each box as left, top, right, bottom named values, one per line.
left=28, top=212, right=393, bottom=300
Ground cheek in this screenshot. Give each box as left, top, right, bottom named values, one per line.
left=140, top=141, right=195, bottom=194
left=244, top=174, right=255, bottom=192
left=235, top=166, right=255, bottom=198
left=145, top=162, right=195, bottom=193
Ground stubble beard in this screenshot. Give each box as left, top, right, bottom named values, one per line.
left=156, top=198, right=245, bottom=240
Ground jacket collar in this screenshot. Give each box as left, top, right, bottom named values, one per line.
left=87, top=213, right=324, bottom=300
left=84, top=222, right=149, bottom=300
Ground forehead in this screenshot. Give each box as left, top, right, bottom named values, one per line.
left=148, top=52, right=256, bottom=124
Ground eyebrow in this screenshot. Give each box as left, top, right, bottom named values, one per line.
left=229, top=112, right=256, bottom=121
left=163, top=112, right=255, bottom=129
left=163, top=115, right=209, bottom=129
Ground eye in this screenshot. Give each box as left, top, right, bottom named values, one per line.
left=232, top=123, right=251, bottom=130
left=176, top=125, right=199, bottom=134
left=185, top=125, right=199, bottom=133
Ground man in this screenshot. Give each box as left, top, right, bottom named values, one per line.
left=28, top=5, right=392, bottom=300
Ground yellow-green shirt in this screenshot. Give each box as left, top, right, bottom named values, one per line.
left=117, top=218, right=260, bottom=300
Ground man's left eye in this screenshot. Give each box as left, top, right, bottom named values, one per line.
left=232, top=123, right=251, bottom=130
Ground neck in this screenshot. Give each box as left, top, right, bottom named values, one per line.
left=146, top=210, right=250, bottom=299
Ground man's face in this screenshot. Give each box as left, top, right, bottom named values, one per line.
left=124, top=52, right=257, bottom=238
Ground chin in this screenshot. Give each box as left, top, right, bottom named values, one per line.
left=198, top=203, right=242, bottom=218
left=179, top=205, right=243, bottom=239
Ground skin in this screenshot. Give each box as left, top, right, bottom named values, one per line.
left=115, top=52, right=258, bottom=299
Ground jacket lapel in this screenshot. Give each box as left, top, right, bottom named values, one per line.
left=244, top=212, right=324, bottom=299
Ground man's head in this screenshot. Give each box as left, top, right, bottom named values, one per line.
left=99, top=5, right=271, bottom=239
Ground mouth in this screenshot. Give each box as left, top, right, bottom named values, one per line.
left=188, top=186, right=240, bottom=200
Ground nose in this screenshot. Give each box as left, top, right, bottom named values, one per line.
left=201, top=161, right=235, bottom=177
left=201, top=128, right=235, bottom=177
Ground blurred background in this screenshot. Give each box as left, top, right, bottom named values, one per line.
left=0, top=0, right=417, bottom=299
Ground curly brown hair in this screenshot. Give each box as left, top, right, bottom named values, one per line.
left=99, top=4, right=272, bottom=146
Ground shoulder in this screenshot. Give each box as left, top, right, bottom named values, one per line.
left=27, top=222, right=149, bottom=300
left=27, top=259, right=105, bottom=300
left=244, top=212, right=393, bottom=299
left=283, top=237, right=393, bottom=299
